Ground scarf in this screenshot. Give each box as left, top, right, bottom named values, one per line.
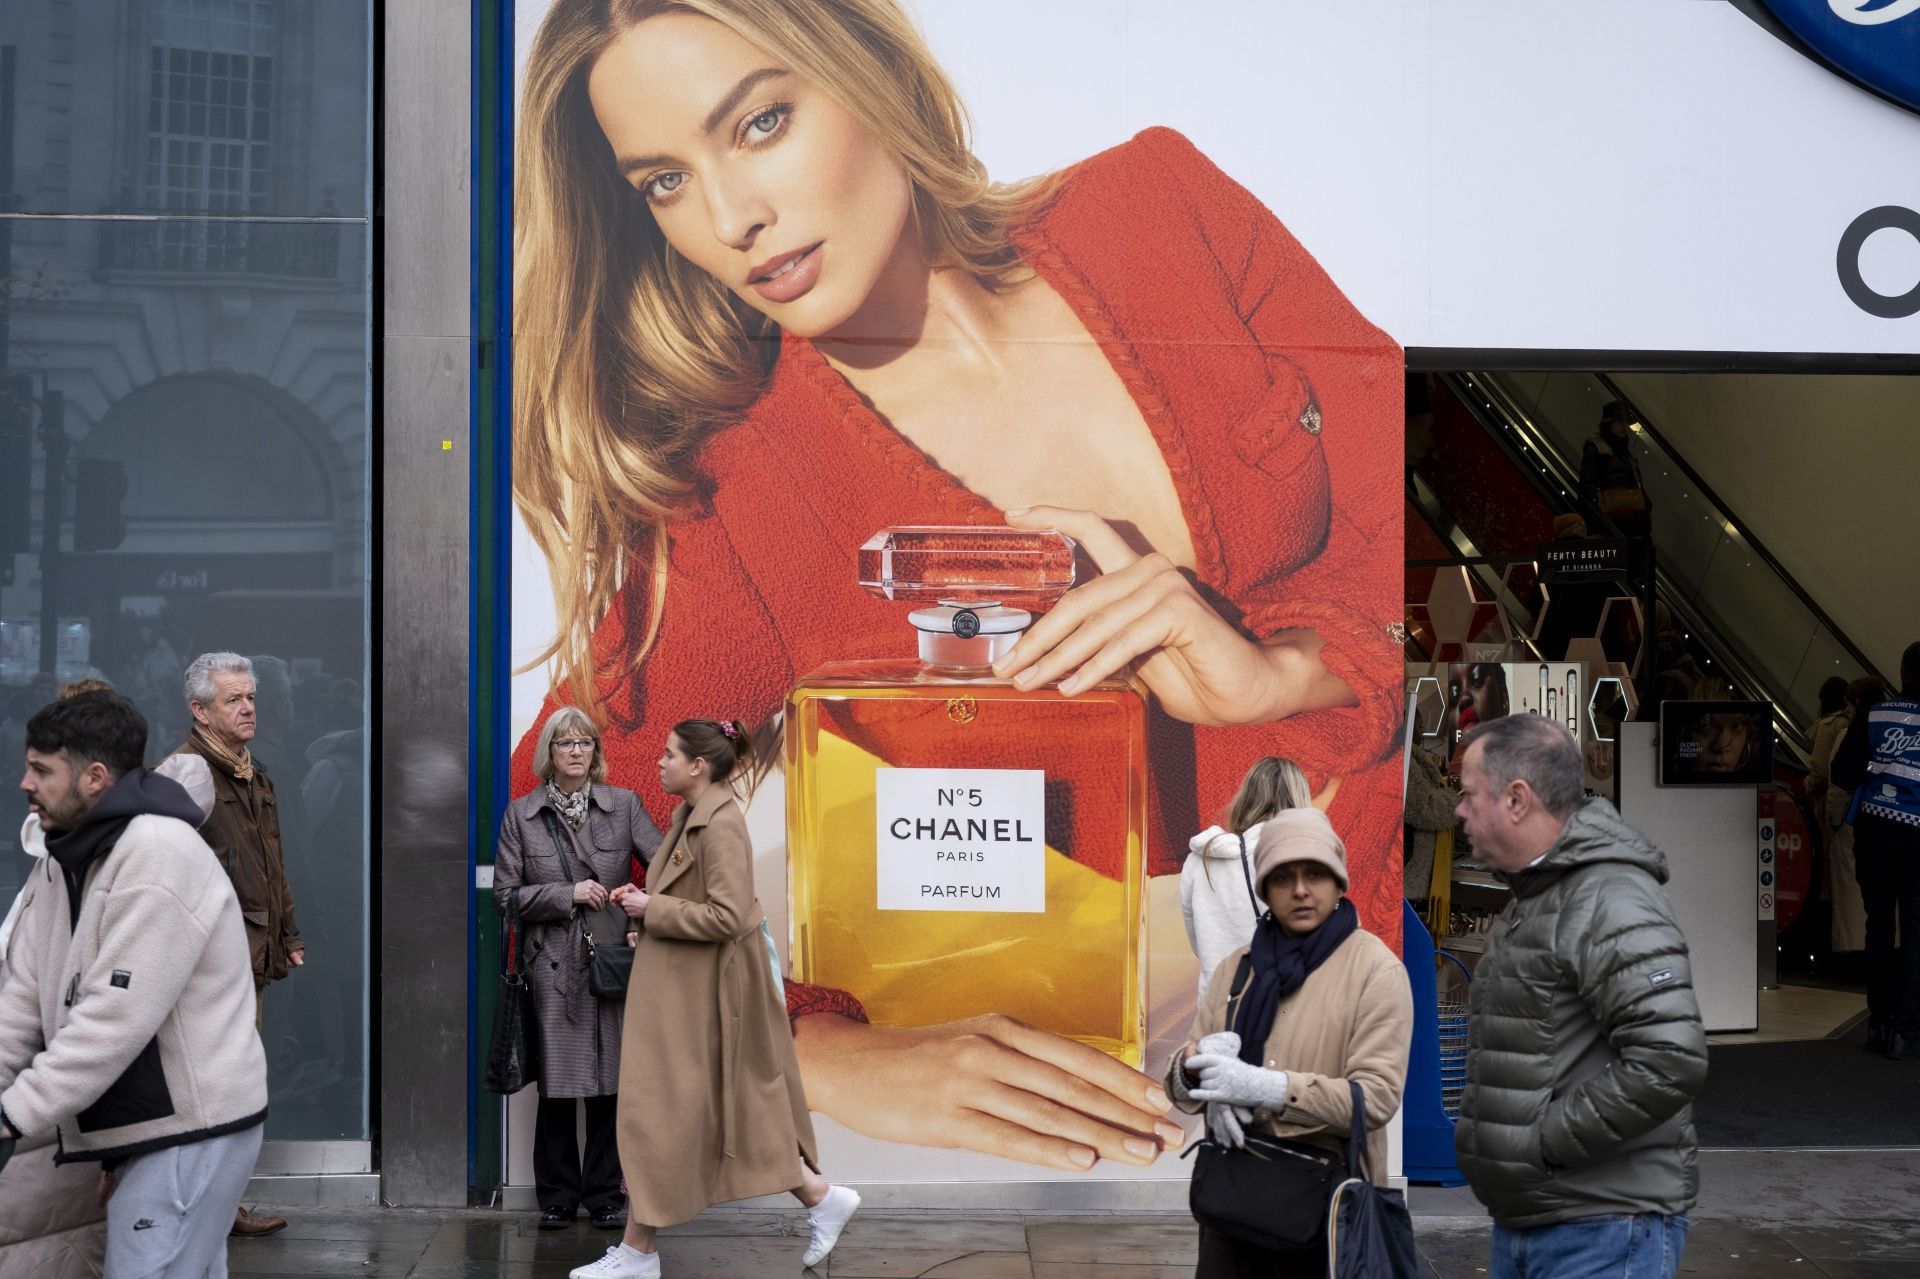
left=192, top=728, right=254, bottom=782
left=1230, top=897, right=1358, bottom=1065
left=547, top=780, right=591, bottom=830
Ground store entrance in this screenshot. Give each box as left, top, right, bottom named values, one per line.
left=1400, top=365, right=1917, bottom=1165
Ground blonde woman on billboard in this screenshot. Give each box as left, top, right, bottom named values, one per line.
left=513, top=0, right=1405, bottom=1172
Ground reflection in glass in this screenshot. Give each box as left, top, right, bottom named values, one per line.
left=0, top=0, right=372, bottom=1142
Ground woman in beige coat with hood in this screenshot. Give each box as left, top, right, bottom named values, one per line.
left=572, top=719, right=858, bottom=1279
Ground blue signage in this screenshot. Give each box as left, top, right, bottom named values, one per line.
left=1756, top=1, right=1920, bottom=114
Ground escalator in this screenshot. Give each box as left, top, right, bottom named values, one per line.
left=1408, top=370, right=1890, bottom=763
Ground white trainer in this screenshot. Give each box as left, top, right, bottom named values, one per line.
left=801, top=1184, right=861, bottom=1268
left=569, top=1243, right=662, bottom=1279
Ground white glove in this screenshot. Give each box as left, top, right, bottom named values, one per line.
left=1195, top=1031, right=1242, bottom=1058
left=1206, top=1100, right=1253, bottom=1149
left=1187, top=1053, right=1292, bottom=1113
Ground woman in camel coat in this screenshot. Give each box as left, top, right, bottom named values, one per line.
left=575, top=719, right=858, bottom=1279
left=1169, top=808, right=1412, bottom=1278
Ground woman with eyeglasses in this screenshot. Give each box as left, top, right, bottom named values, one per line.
left=494, top=706, right=664, bottom=1232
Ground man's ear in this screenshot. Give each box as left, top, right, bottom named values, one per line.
left=1504, top=779, right=1531, bottom=822
left=81, top=761, right=116, bottom=799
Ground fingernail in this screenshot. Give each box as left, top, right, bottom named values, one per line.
left=1156, top=1122, right=1185, bottom=1146
left=1013, top=669, right=1039, bottom=689
left=1145, top=1085, right=1172, bottom=1112
left=1122, top=1138, right=1156, bottom=1161
left=1068, top=1145, right=1096, bottom=1169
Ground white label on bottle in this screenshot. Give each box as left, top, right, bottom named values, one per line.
left=874, top=767, right=1046, bottom=912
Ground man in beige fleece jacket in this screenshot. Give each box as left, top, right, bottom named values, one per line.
left=0, top=692, right=268, bottom=1278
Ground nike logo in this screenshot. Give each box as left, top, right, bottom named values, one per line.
left=133, top=1219, right=156, bottom=1230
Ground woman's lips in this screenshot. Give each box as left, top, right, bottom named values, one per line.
left=748, top=243, right=822, bottom=304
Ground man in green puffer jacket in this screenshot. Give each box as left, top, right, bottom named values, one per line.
left=1452, top=714, right=1708, bottom=1279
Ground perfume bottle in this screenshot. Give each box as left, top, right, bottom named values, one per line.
left=1538, top=664, right=1551, bottom=719
left=1565, top=668, right=1580, bottom=736
left=1546, top=687, right=1557, bottom=721
left=786, top=527, right=1150, bottom=1065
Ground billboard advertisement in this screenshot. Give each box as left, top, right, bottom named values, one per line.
left=503, top=0, right=1918, bottom=1193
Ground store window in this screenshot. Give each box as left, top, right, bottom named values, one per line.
left=0, top=0, right=372, bottom=1148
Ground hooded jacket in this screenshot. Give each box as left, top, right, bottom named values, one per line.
left=0, top=755, right=213, bottom=956
left=1179, top=824, right=1262, bottom=1004
left=0, top=769, right=268, bottom=1163
left=1453, top=799, right=1708, bottom=1228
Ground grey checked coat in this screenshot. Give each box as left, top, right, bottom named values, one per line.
left=494, top=785, right=662, bottom=1098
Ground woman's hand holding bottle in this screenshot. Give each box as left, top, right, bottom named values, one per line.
left=792, top=1011, right=1184, bottom=1171
left=995, top=507, right=1356, bottom=726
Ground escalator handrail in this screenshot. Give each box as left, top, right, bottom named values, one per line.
left=1435, top=374, right=1812, bottom=761
left=1589, top=374, right=1891, bottom=692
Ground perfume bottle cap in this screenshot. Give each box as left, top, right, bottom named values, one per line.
left=860, top=526, right=1076, bottom=607
left=909, top=603, right=1032, bottom=667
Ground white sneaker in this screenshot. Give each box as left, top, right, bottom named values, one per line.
left=801, top=1184, right=860, bottom=1268
left=569, top=1243, right=661, bottom=1279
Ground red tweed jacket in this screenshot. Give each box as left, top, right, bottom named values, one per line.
left=512, top=128, right=1408, bottom=1017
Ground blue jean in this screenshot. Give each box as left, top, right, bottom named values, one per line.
left=1491, top=1213, right=1690, bottom=1279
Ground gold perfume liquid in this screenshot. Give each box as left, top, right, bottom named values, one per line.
left=787, top=661, right=1148, bottom=1065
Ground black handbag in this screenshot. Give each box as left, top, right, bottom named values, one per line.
left=1182, top=952, right=1348, bottom=1252
left=483, top=892, right=538, bottom=1095
left=540, top=810, right=634, bottom=999
left=1327, top=1082, right=1433, bottom=1277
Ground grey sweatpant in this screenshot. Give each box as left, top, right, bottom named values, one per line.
left=105, top=1122, right=263, bottom=1278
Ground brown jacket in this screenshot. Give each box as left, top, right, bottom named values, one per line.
left=618, top=785, right=815, bottom=1227
left=175, top=734, right=302, bottom=988
left=1169, top=927, right=1412, bottom=1185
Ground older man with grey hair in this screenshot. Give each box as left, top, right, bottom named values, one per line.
left=171, top=651, right=303, bottom=1239
left=1451, top=713, right=1707, bottom=1279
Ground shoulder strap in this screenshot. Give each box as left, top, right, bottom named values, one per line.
left=538, top=808, right=589, bottom=884
left=1236, top=833, right=1264, bottom=918
left=537, top=809, right=599, bottom=949
left=1345, top=1080, right=1369, bottom=1180
left=1222, top=952, right=1255, bottom=1030
left=501, top=890, right=527, bottom=976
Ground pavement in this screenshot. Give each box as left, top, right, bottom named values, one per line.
left=223, top=1149, right=1920, bottom=1278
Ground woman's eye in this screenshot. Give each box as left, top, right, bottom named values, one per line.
left=743, top=105, right=789, bottom=145
left=641, top=171, right=685, bottom=203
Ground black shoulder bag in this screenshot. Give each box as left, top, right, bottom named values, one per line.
left=540, top=810, right=634, bottom=999
left=1181, top=950, right=1348, bottom=1252
left=483, top=890, right=538, bottom=1094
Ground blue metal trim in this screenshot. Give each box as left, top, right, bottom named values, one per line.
left=466, top=0, right=483, bottom=1189
left=466, top=0, right=519, bottom=1192
left=493, top=0, right=516, bottom=861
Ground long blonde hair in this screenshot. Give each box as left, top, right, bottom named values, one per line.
left=516, top=0, right=1057, bottom=710
left=1226, top=757, right=1313, bottom=834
